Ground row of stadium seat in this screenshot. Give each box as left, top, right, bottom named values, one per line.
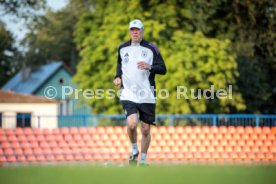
left=0, top=126, right=275, bottom=165
left=1, top=126, right=275, bottom=135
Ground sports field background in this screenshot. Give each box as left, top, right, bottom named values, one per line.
left=1, top=164, right=276, bottom=184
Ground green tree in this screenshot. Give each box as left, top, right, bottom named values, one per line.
left=157, top=31, right=245, bottom=114
left=0, top=21, right=19, bottom=87
left=20, top=0, right=95, bottom=70
left=0, top=0, right=46, bottom=18
left=73, top=0, right=245, bottom=114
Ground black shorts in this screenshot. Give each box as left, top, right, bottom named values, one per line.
left=121, top=100, right=156, bottom=125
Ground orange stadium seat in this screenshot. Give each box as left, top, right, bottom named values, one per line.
left=2, top=141, right=10, bottom=149
left=45, top=134, right=55, bottom=142
left=42, top=148, right=52, bottom=155
left=55, top=154, right=65, bottom=161
left=0, top=135, right=7, bottom=142
left=17, top=155, right=27, bottom=162
left=7, top=155, right=16, bottom=162
left=43, top=128, right=52, bottom=136
left=65, top=154, right=74, bottom=161
left=33, top=128, right=42, bottom=136
left=0, top=126, right=275, bottom=164
left=14, top=148, right=23, bottom=156
left=175, top=126, right=184, bottom=134
left=271, top=127, right=276, bottom=135
left=79, top=127, right=88, bottom=135
left=15, top=128, right=24, bottom=136
left=253, top=127, right=262, bottom=134
left=26, top=134, right=36, bottom=142
left=5, top=129, right=14, bottom=136
left=70, top=127, right=79, bottom=135
left=23, top=148, right=33, bottom=155
left=36, top=155, right=46, bottom=162
left=0, top=155, right=7, bottom=163
left=29, top=141, right=39, bottom=149
left=52, top=128, right=60, bottom=135
left=236, top=126, right=245, bottom=134
left=46, top=155, right=55, bottom=162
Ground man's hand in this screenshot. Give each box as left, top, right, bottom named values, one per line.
left=137, top=61, right=151, bottom=70
left=113, top=77, right=121, bottom=86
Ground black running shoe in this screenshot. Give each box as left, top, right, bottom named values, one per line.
left=129, top=151, right=139, bottom=166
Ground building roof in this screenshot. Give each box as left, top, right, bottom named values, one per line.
left=0, top=90, right=58, bottom=103
left=2, top=62, right=67, bottom=94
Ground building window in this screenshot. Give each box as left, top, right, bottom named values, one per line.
left=59, top=78, right=64, bottom=85
left=16, top=113, right=31, bottom=128
left=59, top=100, right=73, bottom=115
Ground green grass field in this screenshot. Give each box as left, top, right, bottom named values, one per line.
left=0, top=164, right=276, bottom=184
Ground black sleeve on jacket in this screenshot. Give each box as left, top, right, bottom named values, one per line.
left=114, top=48, right=122, bottom=79
left=150, top=52, right=166, bottom=75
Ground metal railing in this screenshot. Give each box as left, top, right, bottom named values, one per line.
left=1, top=114, right=276, bottom=128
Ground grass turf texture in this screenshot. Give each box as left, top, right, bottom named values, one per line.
left=0, top=164, right=275, bottom=184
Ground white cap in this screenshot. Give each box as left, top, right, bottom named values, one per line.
left=129, top=19, right=144, bottom=30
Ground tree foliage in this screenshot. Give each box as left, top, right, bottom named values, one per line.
left=73, top=0, right=246, bottom=114
left=0, top=21, right=19, bottom=87
left=21, top=0, right=95, bottom=70
left=0, top=0, right=46, bottom=18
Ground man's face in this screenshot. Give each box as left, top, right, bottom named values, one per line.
left=130, top=27, right=143, bottom=43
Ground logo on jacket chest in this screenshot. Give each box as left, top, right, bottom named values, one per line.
left=123, top=53, right=129, bottom=63
left=141, top=50, right=148, bottom=58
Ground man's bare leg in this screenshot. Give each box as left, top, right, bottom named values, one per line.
left=127, top=114, right=139, bottom=164
left=140, top=122, right=151, bottom=164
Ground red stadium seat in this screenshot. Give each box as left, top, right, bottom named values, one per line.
left=43, top=128, right=52, bottom=136
left=23, top=148, right=33, bottom=155
left=45, top=135, right=55, bottom=142
left=36, top=155, right=46, bottom=162
left=245, top=127, right=253, bottom=134
left=114, top=126, right=124, bottom=134
left=7, top=155, right=16, bottom=162
left=201, top=126, right=210, bottom=134
left=27, top=135, right=36, bottom=142
left=52, top=128, right=60, bottom=135
left=26, top=155, right=36, bottom=162
left=271, top=127, right=276, bottom=134
left=33, top=128, right=42, bottom=136
left=42, top=148, right=52, bottom=155
left=65, top=154, right=75, bottom=161
left=46, top=155, right=55, bottom=162
left=15, top=128, right=24, bottom=136
left=0, top=155, right=7, bottom=163
left=236, top=126, right=244, bottom=134
left=210, top=126, right=219, bottom=134
left=17, top=155, right=27, bottom=162
left=5, top=129, right=14, bottom=136
left=7, top=134, right=17, bottom=142
left=184, top=126, right=193, bottom=134
left=79, top=127, right=88, bottom=135
left=2, top=141, right=10, bottom=149
left=17, top=135, right=27, bottom=142
left=60, top=127, right=69, bottom=135
left=4, top=148, right=13, bottom=155
left=14, top=148, right=23, bottom=156
left=0, top=135, right=8, bottom=142
left=33, top=148, right=43, bottom=155
left=70, top=127, right=79, bottom=135
left=96, top=127, right=106, bottom=134
left=253, top=127, right=262, bottom=134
